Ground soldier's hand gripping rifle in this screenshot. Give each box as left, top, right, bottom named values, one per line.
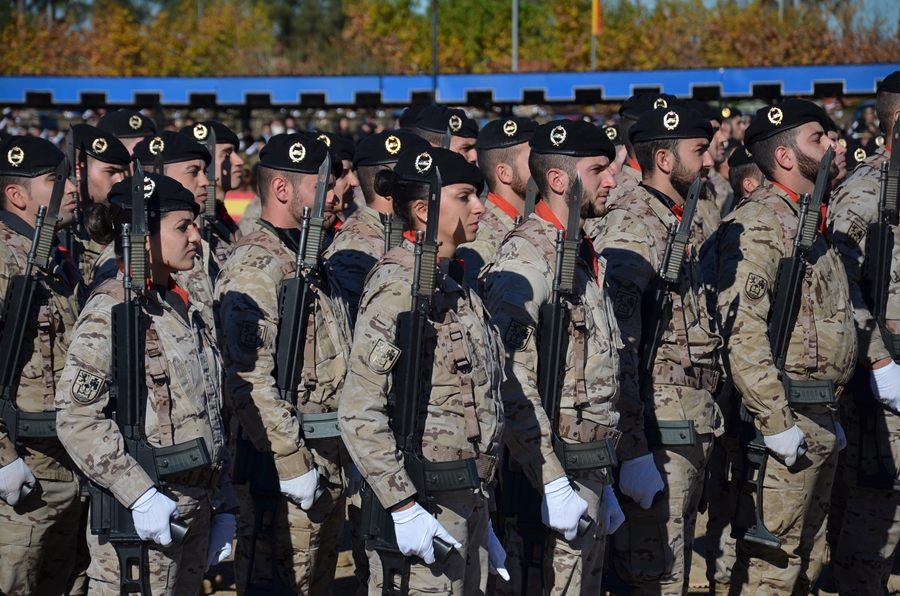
left=0, top=158, right=70, bottom=504
left=88, top=163, right=211, bottom=596
left=361, top=166, right=482, bottom=596
left=732, top=147, right=833, bottom=549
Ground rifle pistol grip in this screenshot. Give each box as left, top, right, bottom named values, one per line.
left=576, top=515, right=594, bottom=538
left=433, top=537, right=454, bottom=564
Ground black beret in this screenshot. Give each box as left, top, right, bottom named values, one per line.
left=398, top=105, right=428, bottom=129
left=628, top=107, right=714, bottom=145
left=97, top=110, right=157, bottom=139
left=305, top=131, right=355, bottom=163
left=601, top=124, right=624, bottom=146
left=476, top=117, right=537, bottom=150
left=720, top=105, right=742, bottom=120
left=744, top=99, right=831, bottom=147
left=619, top=93, right=681, bottom=120
left=530, top=119, right=617, bottom=160
left=877, top=71, right=900, bottom=94
left=413, top=106, right=479, bottom=138
left=108, top=172, right=199, bottom=217
left=0, top=135, right=64, bottom=177
left=353, top=130, right=430, bottom=169
left=133, top=131, right=212, bottom=167
left=258, top=133, right=343, bottom=178
left=686, top=100, right=724, bottom=124
left=392, top=147, right=484, bottom=195
left=727, top=143, right=755, bottom=168
left=72, top=124, right=131, bottom=166
left=179, top=121, right=240, bottom=149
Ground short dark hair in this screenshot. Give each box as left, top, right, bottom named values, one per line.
left=0, top=175, right=31, bottom=211
left=528, top=151, right=578, bottom=202
left=728, top=162, right=763, bottom=199
left=356, top=165, right=381, bottom=204
left=876, top=92, right=900, bottom=133
left=477, top=145, right=518, bottom=192
left=749, top=127, right=801, bottom=180
left=619, top=116, right=637, bottom=158
left=408, top=127, right=443, bottom=146
left=633, top=138, right=680, bottom=177
left=256, top=165, right=306, bottom=206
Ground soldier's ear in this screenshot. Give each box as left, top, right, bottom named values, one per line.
left=410, top=197, right=428, bottom=226
left=269, top=174, right=291, bottom=206
left=496, top=162, right=514, bottom=186
left=3, top=182, right=28, bottom=211
left=545, top=168, right=568, bottom=196
left=773, top=145, right=793, bottom=172
left=654, top=148, right=673, bottom=175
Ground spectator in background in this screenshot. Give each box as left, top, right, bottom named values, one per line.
left=336, top=116, right=354, bottom=143
left=852, top=105, right=880, bottom=138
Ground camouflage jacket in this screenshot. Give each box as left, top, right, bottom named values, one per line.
left=457, top=193, right=518, bottom=294
left=322, top=204, right=386, bottom=327
left=592, top=185, right=724, bottom=446
left=708, top=168, right=732, bottom=215
left=55, top=276, right=236, bottom=511
left=237, top=196, right=262, bottom=238
left=482, top=210, right=623, bottom=486
left=694, top=180, right=722, bottom=251
left=71, top=223, right=105, bottom=284
left=0, top=214, right=81, bottom=478
left=215, top=221, right=351, bottom=481
left=716, top=181, right=858, bottom=434
left=826, top=146, right=895, bottom=364
left=339, top=240, right=504, bottom=509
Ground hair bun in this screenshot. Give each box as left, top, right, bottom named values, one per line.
left=82, top=202, right=116, bottom=245
left=373, top=169, right=397, bottom=197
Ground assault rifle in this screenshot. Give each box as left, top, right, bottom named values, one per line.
left=361, top=166, right=480, bottom=596
left=440, top=127, right=451, bottom=150
left=0, top=158, right=70, bottom=504
left=64, top=129, right=79, bottom=255
left=88, top=164, right=211, bottom=596
left=200, top=126, right=218, bottom=244
left=732, top=147, right=833, bottom=549
left=515, top=177, right=539, bottom=228
left=381, top=212, right=403, bottom=254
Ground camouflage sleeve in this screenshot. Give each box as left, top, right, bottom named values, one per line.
left=338, top=271, right=417, bottom=509
left=0, top=254, right=20, bottom=467
left=322, top=232, right=379, bottom=327
left=215, top=258, right=314, bottom=481
left=593, top=209, right=652, bottom=460
left=482, top=240, right=567, bottom=491
left=55, top=294, right=155, bottom=507
left=827, top=178, right=892, bottom=365
left=456, top=237, right=494, bottom=296
left=715, top=206, right=793, bottom=435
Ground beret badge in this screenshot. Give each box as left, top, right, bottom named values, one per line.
left=92, top=138, right=108, bottom=154
left=289, top=142, right=306, bottom=163
left=448, top=115, right=463, bottom=133
left=550, top=125, right=567, bottom=147
left=129, top=115, right=142, bottom=130
left=7, top=146, right=24, bottom=167
left=854, top=148, right=867, bottom=162
left=653, top=98, right=668, bottom=109
left=414, top=152, right=433, bottom=174
left=143, top=176, right=156, bottom=199
left=385, top=135, right=402, bottom=155
left=767, top=107, right=784, bottom=126
left=193, top=124, right=208, bottom=141
left=503, top=120, right=518, bottom=137
left=663, top=111, right=680, bottom=131
left=317, top=134, right=332, bottom=147
left=149, top=137, right=165, bottom=155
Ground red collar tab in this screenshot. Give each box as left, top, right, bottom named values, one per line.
left=672, top=203, right=684, bottom=221
left=167, top=277, right=189, bottom=310
left=402, top=229, right=418, bottom=244
left=534, top=200, right=566, bottom=232
left=627, top=158, right=642, bottom=172
left=772, top=181, right=827, bottom=234
left=771, top=180, right=799, bottom=202
left=487, top=192, right=521, bottom=222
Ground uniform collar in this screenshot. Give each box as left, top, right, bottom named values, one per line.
left=626, top=157, right=642, bottom=172
left=640, top=183, right=683, bottom=221
left=534, top=200, right=565, bottom=232
left=486, top=192, right=520, bottom=223
left=259, top=218, right=301, bottom=254
left=0, top=210, right=37, bottom=240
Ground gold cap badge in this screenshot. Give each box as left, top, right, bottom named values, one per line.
left=143, top=176, right=156, bottom=199
left=193, top=123, right=208, bottom=141
left=7, top=146, right=24, bottom=167
left=503, top=120, right=518, bottom=137
left=448, top=115, right=463, bottom=133
left=550, top=125, right=567, bottom=147
left=653, top=98, right=668, bottom=109
left=92, top=138, right=108, bottom=154
left=317, top=134, right=331, bottom=147
left=838, top=138, right=847, bottom=148
left=289, top=142, right=306, bottom=163
left=721, top=107, right=732, bottom=119
left=385, top=135, right=402, bottom=155
left=663, top=111, right=680, bottom=131
left=876, top=135, right=885, bottom=147
left=414, top=152, right=433, bottom=174
left=605, top=127, right=617, bottom=140
left=149, top=137, right=165, bottom=156
left=854, top=147, right=867, bottom=162
left=129, top=114, right=142, bottom=130
left=767, top=107, right=784, bottom=126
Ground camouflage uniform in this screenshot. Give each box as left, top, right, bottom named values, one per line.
left=605, top=161, right=642, bottom=209
left=55, top=275, right=236, bottom=596
left=71, top=224, right=106, bottom=286
left=206, top=203, right=242, bottom=272
left=482, top=210, right=621, bottom=596
left=0, top=213, right=85, bottom=596
left=237, top=196, right=262, bottom=238
left=826, top=146, right=900, bottom=595
left=715, top=181, right=857, bottom=595
left=693, top=181, right=722, bottom=251
left=339, top=239, right=505, bottom=596
left=456, top=192, right=518, bottom=293
left=592, top=184, right=723, bottom=596
left=708, top=168, right=732, bottom=216
left=215, top=220, right=352, bottom=595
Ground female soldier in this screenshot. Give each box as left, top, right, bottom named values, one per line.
left=338, top=147, right=508, bottom=595
left=55, top=173, right=237, bottom=595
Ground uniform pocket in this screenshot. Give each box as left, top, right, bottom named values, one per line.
left=0, top=519, right=33, bottom=546
left=619, top=518, right=673, bottom=583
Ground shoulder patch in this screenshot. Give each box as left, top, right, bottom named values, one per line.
left=613, top=290, right=639, bottom=320
left=504, top=320, right=534, bottom=352
left=847, top=220, right=866, bottom=246
left=239, top=321, right=266, bottom=351
left=72, top=370, right=104, bottom=405
left=368, top=339, right=401, bottom=374
left=744, top=273, right=768, bottom=301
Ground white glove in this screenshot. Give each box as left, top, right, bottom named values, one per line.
left=763, top=425, right=806, bottom=467
left=871, top=361, right=900, bottom=412
left=603, top=484, right=625, bottom=535
left=131, top=487, right=180, bottom=546
left=835, top=421, right=847, bottom=451
left=0, top=458, right=36, bottom=506
left=391, top=502, right=461, bottom=564
left=487, top=523, right=510, bottom=581
left=205, top=513, right=236, bottom=571
left=541, top=476, right=589, bottom=541
left=619, top=453, right=664, bottom=509
left=279, top=467, right=321, bottom=510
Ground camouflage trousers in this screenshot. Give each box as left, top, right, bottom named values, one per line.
left=496, top=477, right=609, bottom=596
left=614, top=434, right=714, bottom=596
left=0, top=471, right=83, bottom=595
left=86, top=494, right=212, bottom=596
left=367, top=488, right=490, bottom=596
left=234, top=438, right=348, bottom=596
left=348, top=479, right=369, bottom=596
left=705, top=435, right=740, bottom=587
left=729, top=405, right=838, bottom=596
left=831, top=397, right=900, bottom=596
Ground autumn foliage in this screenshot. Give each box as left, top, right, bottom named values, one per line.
left=1, top=0, right=897, bottom=77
